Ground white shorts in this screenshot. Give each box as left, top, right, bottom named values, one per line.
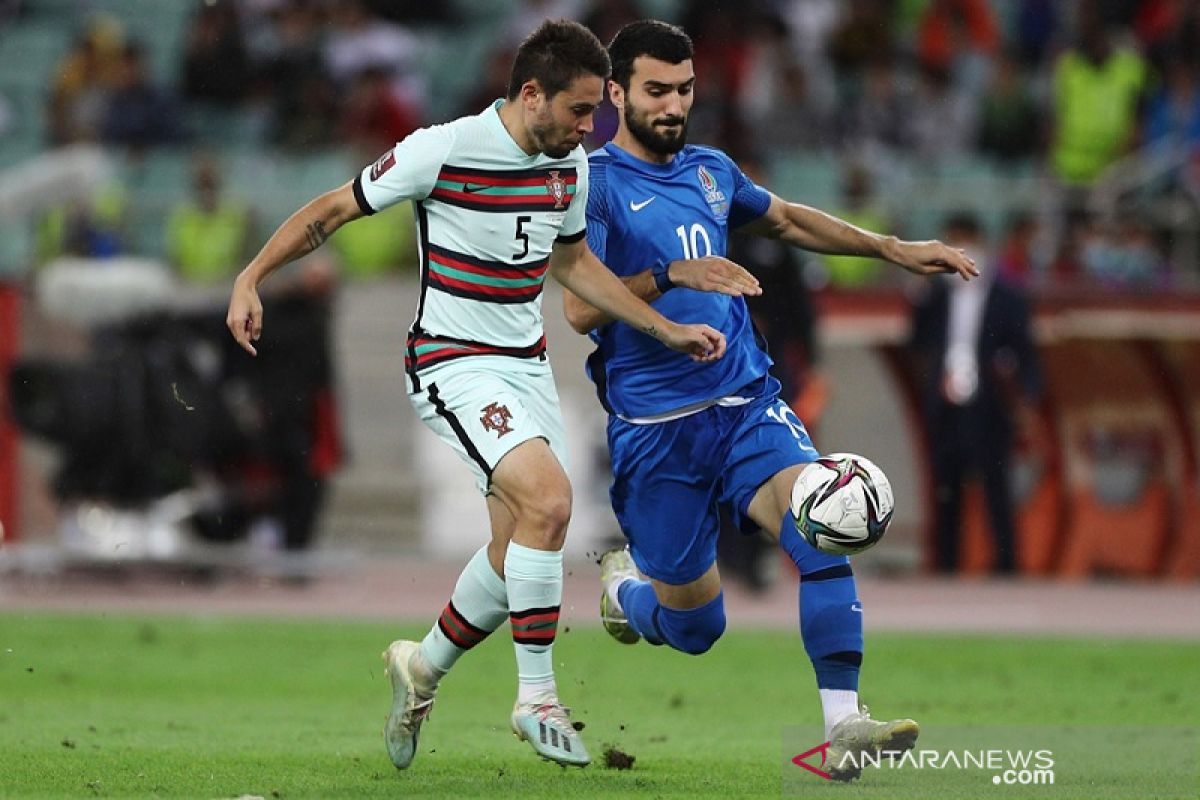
left=408, top=356, right=569, bottom=494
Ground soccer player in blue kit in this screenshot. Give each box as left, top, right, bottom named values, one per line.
left=563, top=20, right=979, bottom=781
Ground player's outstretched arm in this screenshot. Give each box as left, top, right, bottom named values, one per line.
left=562, top=255, right=760, bottom=334
left=738, top=194, right=979, bottom=281
left=551, top=239, right=726, bottom=363
left=227, top=181, right=363, bottom=356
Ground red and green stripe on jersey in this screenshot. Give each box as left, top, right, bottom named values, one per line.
left=429, top=165, right=577, bottom=213
left=510, top=605, right=560, bottom=647
left=405, top=331, right=547, bottom=373
left=426, top=242, right=547, bottom=305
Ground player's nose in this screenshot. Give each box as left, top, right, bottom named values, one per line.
left=577, top=111, right=594, bottom=135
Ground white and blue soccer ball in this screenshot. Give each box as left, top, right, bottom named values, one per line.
left=790, top=453, right=894, bottom=556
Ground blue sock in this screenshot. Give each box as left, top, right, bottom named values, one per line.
left=780, top=511, right=864, bottom=691
left=618, top=581, right=727, bottom=655
left=617, top=579, right=665, bottom=645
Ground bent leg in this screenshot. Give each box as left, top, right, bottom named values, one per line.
left=614, top=562, right=727, bottom=654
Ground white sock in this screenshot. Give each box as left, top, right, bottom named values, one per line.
left=505, top=542, right=562, bottom=704
left=821, top=689, right=860, bottom=740
left=418, top=545, right=508, bottom=678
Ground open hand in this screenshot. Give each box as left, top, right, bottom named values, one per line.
left=669, top=256, right=762, bottom=297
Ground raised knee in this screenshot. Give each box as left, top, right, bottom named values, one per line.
left=659, top=600, right=726, bottom=655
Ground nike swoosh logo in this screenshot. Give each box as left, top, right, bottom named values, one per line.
left=462, top=183, right=489, bottom=193
left=630, top=197, right=656, bottom=211
left=850, top=603, right=863, bottom=613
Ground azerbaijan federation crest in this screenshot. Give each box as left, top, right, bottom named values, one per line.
left=697, top=165, right=728, bottom=220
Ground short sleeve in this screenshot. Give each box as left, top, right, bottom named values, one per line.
left=727, top=157, right=773, bottom=229
left=353, top=124, right=455, bottom=216
left=583, top=156, right=609, bottom=261
left=556, top=151, right=589, bottom=242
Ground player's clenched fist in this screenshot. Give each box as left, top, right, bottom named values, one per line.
left=659, top=322, right=726, bottom=363
left=226, top=276, right=264, bottom=356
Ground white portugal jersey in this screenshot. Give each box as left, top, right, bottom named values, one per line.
left=353, top=100, right=589, bottom=390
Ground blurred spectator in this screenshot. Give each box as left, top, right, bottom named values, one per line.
left=581, top=0, right=640, bottom=44
left=1143, top=56, right=1200, bottom=153
left=1050, top=4, right=1149, bottom=186
left=338, top=66, right=420, bottom=157
left=820, top=163, right=892, bottom=287
left=839, top=54, right=918, bottom=158
left=324, top=0, right=427, bottom=116
left=828, top=0, right=895, bottom=76
left=995, top=212, right=1040, bottom=286
left=681, top=2, right=751, bottom=149
left=1135, top=0, right=1200, bottom=71
left=909, top=63, right=979, bottom=162
left=909, top=212, right=1042, bottom=575
left=262, top=2, right=337, bottom=149
left=977, top=50, right=1042, bottom=163
left=1013, top=0, right=1058, bottom=67
left=461, top=46, right=515, bottom=115
left=505, top=0, right=587, bottom=46
left=915, top=0, right=999, bottom=92
left=166, top=157, right=255, bottom=284
left=182, top=0, right=251, bottom=107
left=738, top=11, right=833, bottom=155
left=1078, top=217, right=1167, bottom=287
left=35, top=182, right=129, bottom=262
left=102, top=42, right=187, bottom=149
left=48, top=15, right=126, bottom=145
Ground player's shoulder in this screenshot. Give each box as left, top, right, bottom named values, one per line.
left=679, top=144, right=739, bottom=173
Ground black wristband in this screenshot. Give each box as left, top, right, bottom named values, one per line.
left=651, top=260, right=674, bottom=294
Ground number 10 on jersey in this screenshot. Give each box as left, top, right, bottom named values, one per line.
left=675, top=223, right=712, bottom=259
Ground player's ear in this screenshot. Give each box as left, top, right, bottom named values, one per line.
left=607, top=79, right=625, bottom=110
left=520, top=79, right=543, bottom=110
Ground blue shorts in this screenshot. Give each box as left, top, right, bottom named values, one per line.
left=606, top=386, right=819, bottom=584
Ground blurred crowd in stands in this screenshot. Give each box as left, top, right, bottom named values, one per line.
left=6, top=0, right=1200, bottom=290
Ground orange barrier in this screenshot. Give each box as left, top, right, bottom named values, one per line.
left=816, top=289, right=1200, bottom=580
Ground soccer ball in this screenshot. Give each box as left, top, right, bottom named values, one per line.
left=790, top=453, right=894, bottom=555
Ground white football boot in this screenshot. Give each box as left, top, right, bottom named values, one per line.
left=510, top=695, right=591, bottom=766
left=825, top=706, right=919, bottom=782
left=382, top=639, right=438, bottom=770
left=599, top=547, right=641, bottom=645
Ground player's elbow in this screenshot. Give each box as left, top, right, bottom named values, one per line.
left=563, top=298, right=596, bottom=335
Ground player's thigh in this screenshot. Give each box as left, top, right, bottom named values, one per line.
left=408, top=362, right=569, bottom=497
left=720, top=394, right=820, bottom=538
left=650, top=562, right=722, bottom=610
left=489, top=436, right=572, bottom=530
left=607, top=413, right=724, bottom=586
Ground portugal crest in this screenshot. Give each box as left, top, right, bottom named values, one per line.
left=480, top=402, right=514, bottom=437
left=545, top=170, right=568, bottom=209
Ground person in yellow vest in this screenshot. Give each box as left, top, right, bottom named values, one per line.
left=1051, top=8, right=1148, bottom=186
left=821, top=162, right=892, bottom=288
left=166, top=157, right=254, bottom=284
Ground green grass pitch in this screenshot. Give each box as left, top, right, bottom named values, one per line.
left=1, top=613, right=1197, bottom=798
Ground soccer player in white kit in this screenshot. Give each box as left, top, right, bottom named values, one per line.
left=226, top=20, right=726, bottom=770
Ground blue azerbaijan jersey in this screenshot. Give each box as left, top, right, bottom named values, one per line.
left=585, top=143, right=774, bottom=418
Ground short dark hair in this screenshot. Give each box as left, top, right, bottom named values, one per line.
left=506, top=19, right=610, bottom=100
left=608, top=19, right=693, bottom=89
